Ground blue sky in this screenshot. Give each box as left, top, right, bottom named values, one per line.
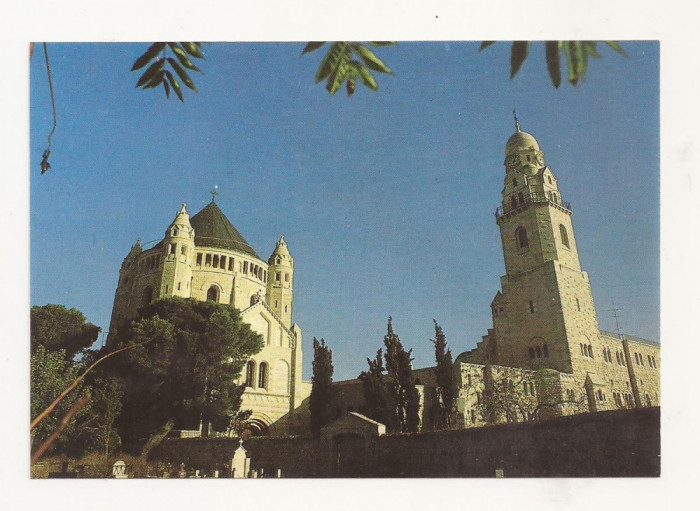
left=30, top=41, right=659, bottom=380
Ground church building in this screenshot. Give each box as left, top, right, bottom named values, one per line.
left=448, top=116, right=660, bottom=426
left=336, top=116, right=660, bottom=430
left=107, top=198, right=311, bottom=436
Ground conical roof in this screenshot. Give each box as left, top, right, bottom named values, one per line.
left=190, top=201, right=260, bottom=258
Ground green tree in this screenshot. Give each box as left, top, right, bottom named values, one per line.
left=70, top=374, right=124, bottom=456
left=431, top=320, right=455, bottom=430
left=359, top=317, right=420, bottom=433
left=358, top=349, right=398, bottom=431
left=310, top=337, right=336, bottom=435
left=104, top=297, right=263, bottom=451
left=31, top=304, right=101, bottom=359
left=30, top=345, right=91, bottom=453
left=383, top=317, right=420, bottom=432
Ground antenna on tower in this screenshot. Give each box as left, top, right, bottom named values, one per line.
left=513, top=109, right=521, bottom=132
left=211, top=185, right=219, bottom=202
left=604, top=308, right=624, bottom=337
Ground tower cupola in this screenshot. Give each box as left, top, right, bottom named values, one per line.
left=504, top=111, right=546, bottom=175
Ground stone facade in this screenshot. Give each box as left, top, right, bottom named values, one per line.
left=107, top=200, right=311, bottom=435
left=453, top=118, right=660, bottom=425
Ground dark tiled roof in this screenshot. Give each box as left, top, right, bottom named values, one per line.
left=190, top=202, right=260, bottom=258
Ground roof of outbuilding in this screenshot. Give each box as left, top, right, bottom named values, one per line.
left=190, top=201, right=260, bottom=259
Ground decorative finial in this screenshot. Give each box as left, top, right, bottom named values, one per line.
left=513, top=109, right=521, bottom=132
left=211, top=185, right=219, bottom=202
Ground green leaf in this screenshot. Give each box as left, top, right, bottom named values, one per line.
left=349, top=60, right=378, bottom=91
left=132, top=43, right=166, bottom=71
left=351, top=43, right=393, bottom=74
left=143, top=70, right=165, bottom=89
left=565, top=41, right=587, bottom=85
left=136, top=59, right=165, bottom=88
left=603, top=41, right=627, bottom=57
left=163, top=78, right=170, bottom=99
left=479, top=41, right=496, bottom=52
left=165, top=71, right=184, bottom=102
left=510, top=41, right=531, bottom=79
left=346, top=77, right=357, bottom=96
left=368, top=42, right=396, bottom=47
left=169, top=43, right=203, bottom=73
left=584, top=41, right=601, bottom=58
left=315, top=42, right=345, bottom=83
left=326, top=60, right=348, bottom=95
left=563, top=42, right=581, bottom=85
left=545, top=41, right=562, bottom=88
left=167, top=57, right=197, bottom=91
left=302, top=42, right=326, bottom=54
left=180, top=42, right=205, bottom=59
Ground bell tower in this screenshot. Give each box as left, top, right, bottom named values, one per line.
left=489, top=113, right=600, bottom=375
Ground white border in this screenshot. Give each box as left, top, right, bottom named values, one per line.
left=2, top=1, right=695, bottom=510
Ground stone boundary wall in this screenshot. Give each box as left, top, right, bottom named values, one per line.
left=151, top=407, right=660, bottom=477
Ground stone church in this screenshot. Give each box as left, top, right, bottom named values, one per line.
left=336, top=117, right=661, bottom=430
left=445, top=117, right=660, bottom=427
left=107, top=199, right=311, bottom=435
left=108, top=117, right=660, bottom=436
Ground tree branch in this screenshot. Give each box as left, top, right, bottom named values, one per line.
left=30, top=339, right=152, bottom=431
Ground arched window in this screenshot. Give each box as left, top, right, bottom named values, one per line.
left=528, top=347, right=535, bottom=359
left=512, top=178, right=517, bottom=187
left=511, top=196, right=517, bottom=210
left=543, top=344, right=549, bottom=358
left=206, top=285, right=220, bottom=302
left=560, top=224, right=570, bottom=249
left=515, top=227, right=529, bottom=249
left=518, top=192, right=524, bottom=205
left=535, top=346, right=542, bottom=358
left=142, top=286, right=153, bottom=306
left=258, top=362, right=268, bottom=390
left=245, top=361, right=255, bottom=388
left=588, top=345, right=594, bottom=359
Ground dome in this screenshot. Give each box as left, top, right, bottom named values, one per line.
left=190, top=201, right=260, bottom=258
left=505, top=130, right=540, bottom=156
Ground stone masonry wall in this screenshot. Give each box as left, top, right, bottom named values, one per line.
left=151, top=407, right=659, bottom=477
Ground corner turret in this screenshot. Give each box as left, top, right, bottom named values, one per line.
left=266, top=235, right=294, bottom=328
left=160, top=203, right=195, bottom=298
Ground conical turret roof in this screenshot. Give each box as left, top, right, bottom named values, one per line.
left=189, top=201, right=260, bottom=258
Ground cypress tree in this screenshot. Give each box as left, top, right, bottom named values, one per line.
left=432, top=319, right=455, bottom=429
left=359, top=349, right=397, bottom=431
left=310, top=337, right=335, bottom=436
left=383, top=317, right=420, bottom=433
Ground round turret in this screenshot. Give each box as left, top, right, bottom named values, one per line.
left=267, top=235, right=294, bottom=327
